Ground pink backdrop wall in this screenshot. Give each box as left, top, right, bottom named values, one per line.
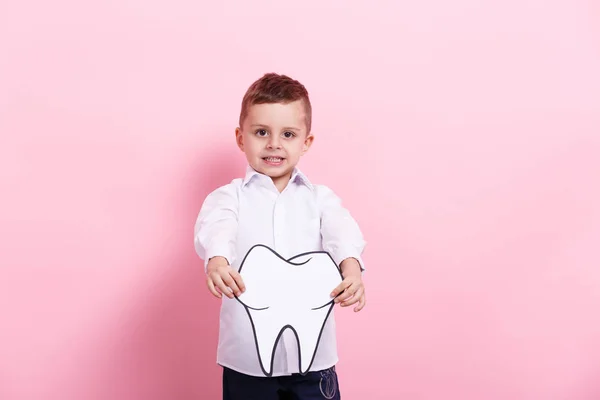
left=1, top=1, right=600, bottom=399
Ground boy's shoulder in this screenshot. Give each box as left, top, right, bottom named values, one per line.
left=311, top=183, right=345, bottom=209
left=311, top=182, right=336, bottom=197
left=297, top=173, right=345, bottom=208
left=202, top=178, right=243, bottom=204
left=213, top=177, right=245, bottom=192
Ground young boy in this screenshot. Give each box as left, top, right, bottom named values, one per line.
left=194, top=73, right=367, bottom=400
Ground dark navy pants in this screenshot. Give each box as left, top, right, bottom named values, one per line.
left=222, top=366, right=341, bottom=400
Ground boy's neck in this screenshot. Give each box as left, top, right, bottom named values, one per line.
left=271, top=172, right=293, bottom=193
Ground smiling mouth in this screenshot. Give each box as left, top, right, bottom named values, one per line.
left=263, top=157, right=285, bottom=163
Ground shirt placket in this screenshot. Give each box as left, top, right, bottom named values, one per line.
left=273, top=190, right=299, bottom=374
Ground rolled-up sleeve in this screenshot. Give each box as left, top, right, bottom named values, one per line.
left=316, top=185, right=366, bottom=271
left=194, top=183, right=239, bottom=273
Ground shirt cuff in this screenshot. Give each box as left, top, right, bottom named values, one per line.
left=329, top=247, right=366, bottom=273
left=204, top=247, right=235, bottom=273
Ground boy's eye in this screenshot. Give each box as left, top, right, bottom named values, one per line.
left=282, top=131, right=295, bottom=138
left=255, top=129, right=268, bottom=137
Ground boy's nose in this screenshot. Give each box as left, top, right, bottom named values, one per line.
left=267, top=137, right=281, bottom=149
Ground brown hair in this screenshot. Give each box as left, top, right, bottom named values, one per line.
left=239, top=73, right=312, bottom=133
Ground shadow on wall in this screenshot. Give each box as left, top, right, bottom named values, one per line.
left=87, top=142, right=246, bottom=400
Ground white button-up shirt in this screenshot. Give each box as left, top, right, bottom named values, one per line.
left=194, top=165, right=366, bottom=377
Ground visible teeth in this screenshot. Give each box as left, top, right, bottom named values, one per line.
left=236, top=245, right=342, bottom=376
left=264, top=157, right=283, bottom=162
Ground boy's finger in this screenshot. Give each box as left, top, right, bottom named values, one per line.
left=335, top=290, right=352, bottom=304
left=214, top=276, right=235, bottom=299
left=222, top=274, right=241, bottom=297
left=342, top=286, right=363, bottom=306
left=354, top=294, right=366, bottom=312
left=341, top=296, right=359, bottom=307
left=335, top=283, right=358, bottom=303
left=207, top=278, right=221, bottom=298
left=231, top=271, right=246, bottom=292
left=330, top=280, right=351, bottom=298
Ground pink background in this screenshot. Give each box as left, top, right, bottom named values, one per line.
left=1, top=1, right=600, bottom=399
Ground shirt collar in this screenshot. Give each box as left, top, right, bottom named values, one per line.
left=242, top=165, right=313, bottom=191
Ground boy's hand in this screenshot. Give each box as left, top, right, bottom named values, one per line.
left=206, top=256, right=246, bottom=299
left=330, top=258, right=366, bottom=312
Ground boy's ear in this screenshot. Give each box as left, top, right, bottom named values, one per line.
left=302, top=133, right=314, bottom=154
left=235, top=127, right=244, bottom=151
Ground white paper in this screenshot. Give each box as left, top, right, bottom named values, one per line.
left=236, top=245, right=343, bottom=376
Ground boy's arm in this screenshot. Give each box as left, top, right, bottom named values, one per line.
left=194, top=184, right=239, bottom=274
left=317, top=185, right=366, bottom=272
left=318, top=185, right=367, bottom=311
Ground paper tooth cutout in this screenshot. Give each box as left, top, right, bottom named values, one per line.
left=235, top=245, right=343, bottom=377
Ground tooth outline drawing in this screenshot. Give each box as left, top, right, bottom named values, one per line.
left=234, top=244, right=343, bottom=377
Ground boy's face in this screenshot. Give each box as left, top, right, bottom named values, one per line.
left=236, top=100, right=313, bottom=190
